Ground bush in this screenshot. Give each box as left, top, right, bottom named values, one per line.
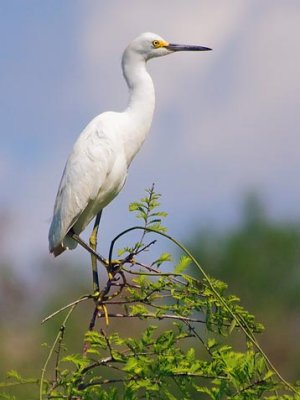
left=1, top=187, right=299, bottom=399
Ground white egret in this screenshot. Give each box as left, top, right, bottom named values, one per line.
left=48, top=32, right=211, bottom=273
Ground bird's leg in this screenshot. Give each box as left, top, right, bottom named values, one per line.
left=70, top=232, right=104, bottom=262
left=89, top=211, right=102, bottom=294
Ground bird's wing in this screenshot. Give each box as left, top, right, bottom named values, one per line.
left=48, top=118, right=118, bottom=251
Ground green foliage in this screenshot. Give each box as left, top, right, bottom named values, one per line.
left=128, top=184, right=168, bottom=233
left=1, top=187, right=299, bottom=399
left=118, top=184, right=168, bottom=257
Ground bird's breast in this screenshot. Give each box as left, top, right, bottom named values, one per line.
left=120, top=110, right=153, bottom=167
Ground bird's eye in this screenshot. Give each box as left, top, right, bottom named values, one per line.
left=152, top=40, right=161, bottom=48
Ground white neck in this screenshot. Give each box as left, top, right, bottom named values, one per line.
left=121, top=50, right=155, bottom=165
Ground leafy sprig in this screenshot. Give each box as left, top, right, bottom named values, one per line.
left=118, top=184, right=168, bottom=258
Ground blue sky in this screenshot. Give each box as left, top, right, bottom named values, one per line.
left=1, top=1, right=300, bottom=275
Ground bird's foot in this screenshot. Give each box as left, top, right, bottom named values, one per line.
left=101, top=258, right=122, bottom=271
left=91, top=290, right=101, bottom=300
left=107, top=259, right=123, bottom=280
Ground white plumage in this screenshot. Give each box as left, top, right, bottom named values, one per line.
left=48, top=32, right=211, bottom=256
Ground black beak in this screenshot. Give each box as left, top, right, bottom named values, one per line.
left=166, top=43, right=212, bottom=52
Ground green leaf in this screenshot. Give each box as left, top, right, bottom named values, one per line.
left=6, top=371, right=22, bottom=381
left=61, top=354, right=90, bottom=369
left=130, top=304, right=150, bottom=316
left=152, top=252, right=172, bottom=267
left=123, top=357, right=139, bottom=373
left=228, top=318, right=237, bottom=334
left=174, top=255, right=192, bottom=273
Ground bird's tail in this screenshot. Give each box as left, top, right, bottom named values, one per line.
left=50, top=234, right=78, bottom=257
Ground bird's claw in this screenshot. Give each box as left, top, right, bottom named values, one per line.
left=92, top=290, right=100, bottom=300
left=102, top=258, right=121, bottom=267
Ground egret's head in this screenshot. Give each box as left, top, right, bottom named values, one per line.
left=125, top=32, right=212, bottom=61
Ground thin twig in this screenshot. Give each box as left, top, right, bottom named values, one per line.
left=184, top=320, right=213, bottom=356
left=121, top=266, right=181, bottom=278
left=42, top=295, right=91, bottom=324
left=100, top=329, right=114, bottom=360
left=40, top=303, right=78, bottom=400
left=78, top=377, right=136, bottom=390
left=88, top=305, right=99, bottom=331
left=129, top=239, right=157, bottom=258
left=135, top=261, right=186, bottom=285
left=104, top=312, right=207, bottom=324
left=71, top=233, right=107, bottom=266
left=232, top=379, right=267, bottom=398
left=78, top=371, right=228, bottom=391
